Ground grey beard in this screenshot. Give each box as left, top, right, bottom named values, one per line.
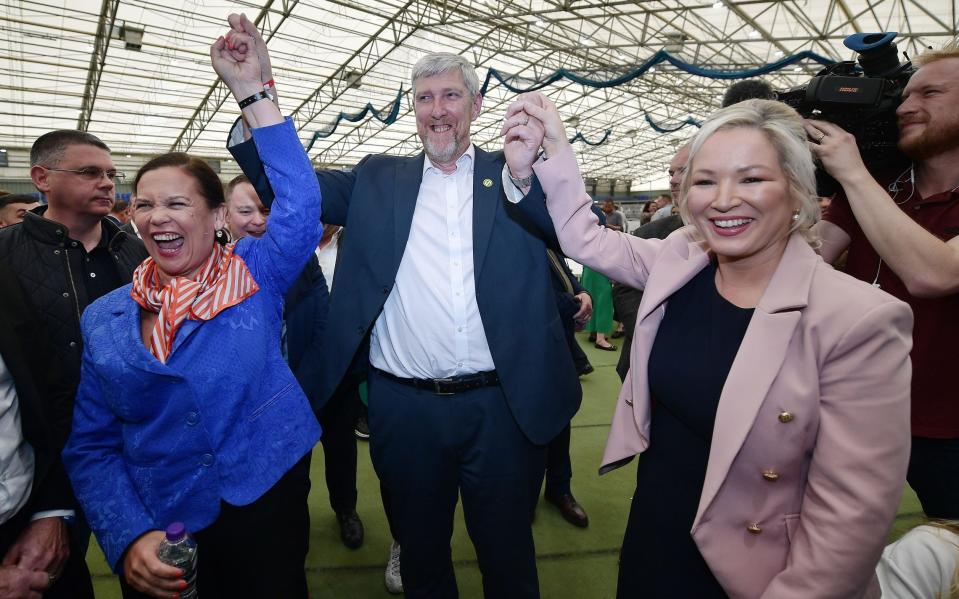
left=423, top=136, right=461, bottom=165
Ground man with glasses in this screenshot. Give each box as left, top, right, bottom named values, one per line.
left=0, top=130, right=146, bottom=596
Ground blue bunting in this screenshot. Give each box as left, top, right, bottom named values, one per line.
left=305, top=49, right=836, bottom=149
left=645, top=114, right=702, bottom=133
left=305, top=87, right=404, bottom=152
left=569, top=129, right=611, bottom=145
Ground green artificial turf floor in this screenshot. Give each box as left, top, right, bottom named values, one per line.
left=86, top=332, right=924, bottom=597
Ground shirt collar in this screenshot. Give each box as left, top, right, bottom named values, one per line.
left=422, top=143, right=475, bottom=177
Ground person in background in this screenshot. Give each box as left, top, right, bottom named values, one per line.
left=602, top=199, right=626, bottom=232
left=613, top=145, right=689, bottom=380
left=107, top=199, right=130, bottom=226
left=0, top=126, right=149, bottom=591
left=809, top=39, right=959, bottom=520
left=877, top=521, right=959, bottom=598
left=507, top=94, right=912, bottom=598
left=0, top=194, right=40, bottom=228
left=637, top=200, right=656, bottom=226
left=539, top=249, right=593, bottom=528
left=721, top=78, right=777, bottom=108
left=0, top=263, right=94, bottom=598
left=225, top=175, right=365, bottom=551
left=63, top=23, right=322, bottom=598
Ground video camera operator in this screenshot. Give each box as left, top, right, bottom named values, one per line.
left=806, top=39, right=959, bottom=520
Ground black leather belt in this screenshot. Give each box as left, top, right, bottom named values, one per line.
left=373, top=368, right=500, bottom=396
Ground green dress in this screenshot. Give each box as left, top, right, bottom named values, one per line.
left=581, top=266, right=613, bottom=334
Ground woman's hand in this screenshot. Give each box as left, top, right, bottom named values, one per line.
left=210, top=29, right=263, bottom=101
left=512, top=93, right=571, bottom=159
left=227, top=13, right=274, bottom=94
left=122, top=531, right=187, bottom=599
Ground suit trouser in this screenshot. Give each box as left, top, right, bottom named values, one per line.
left=543, top=424, right=573, bottom=498
left=0, top=508, right=94, bottom=599
left=368, top=370, right=544, bottom=599
left=318, top=382, right=360, bottom=515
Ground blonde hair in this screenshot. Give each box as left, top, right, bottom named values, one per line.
left=915, top=38, right=959, bottom=68
left=927, top=520, right=959, bottom=598
left=677, top=99, right=821, bottom=248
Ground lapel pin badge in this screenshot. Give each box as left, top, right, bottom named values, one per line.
left=482, top=178, right=493, bottom=188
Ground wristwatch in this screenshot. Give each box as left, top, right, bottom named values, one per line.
left=508, top=168, right=534, bottom=189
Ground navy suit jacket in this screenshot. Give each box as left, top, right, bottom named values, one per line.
left=231, top=141, right=581, bottom=445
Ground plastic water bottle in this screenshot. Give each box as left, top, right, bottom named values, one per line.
left=156, top=522, right=198, bottom=598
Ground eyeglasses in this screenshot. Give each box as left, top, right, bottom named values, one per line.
left=40, top=166, right=125, bottom=182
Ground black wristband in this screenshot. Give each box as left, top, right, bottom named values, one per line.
left=238, top=90, right=274, bottom=109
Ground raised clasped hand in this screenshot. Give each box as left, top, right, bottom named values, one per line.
left=501, top=92, right=572, bottom=178
left=210, top=17, right=263, bottom=100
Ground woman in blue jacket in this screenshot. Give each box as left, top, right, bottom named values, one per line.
left=62, top=22, right=322, bottom=598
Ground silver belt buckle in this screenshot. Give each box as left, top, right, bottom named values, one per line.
left=433, top=377, right=455, bottom=396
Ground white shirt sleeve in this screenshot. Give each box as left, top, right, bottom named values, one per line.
left=876, top=525, right=959, bottom=599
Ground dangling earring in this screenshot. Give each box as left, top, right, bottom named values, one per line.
left=215, top=228, right=231, bottom=245
left=791, top=210, right=800, bottom=223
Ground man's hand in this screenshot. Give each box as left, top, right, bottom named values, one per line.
left=573, top=292, right=592, bottom=325
left=0, top=566, right=49, bottom=599
left=804, top=119, right=870, bottom=185
left=511, top=93, right=571, bottom=160
left=1, top=518, right=68, bottom=581
left=122, top=531, right=187, bottom=598
left=502, top=93, right=548, bottom=182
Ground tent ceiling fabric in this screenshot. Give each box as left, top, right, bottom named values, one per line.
left=2, top=0, right=956, bottom=186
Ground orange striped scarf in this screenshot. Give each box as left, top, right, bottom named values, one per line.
left=130, top=242, right=259, bottom=363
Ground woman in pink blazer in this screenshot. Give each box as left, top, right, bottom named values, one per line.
left=505, top=97, right=913, bottom=598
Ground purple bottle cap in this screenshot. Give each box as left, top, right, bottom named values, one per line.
left=165, top=522, right=186, bottom=542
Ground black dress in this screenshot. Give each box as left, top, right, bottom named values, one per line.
left=616, top=263, right=753, bottom=598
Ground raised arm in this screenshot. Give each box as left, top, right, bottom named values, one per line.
left=807, top=119, right=959, bottom=297
left=212, top=19, right=321, bottom=293
left=505, top=93, right=668, bottom=289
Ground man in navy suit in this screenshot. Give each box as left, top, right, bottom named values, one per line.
left=229, top=29, right=580, bottom=597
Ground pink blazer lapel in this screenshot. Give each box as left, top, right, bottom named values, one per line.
left=634, top=228, right=709, bottom=324
left=692, top=234, right=819, bottom=528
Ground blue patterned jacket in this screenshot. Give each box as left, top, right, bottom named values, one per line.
left=62, top=119, right=322, bottom=571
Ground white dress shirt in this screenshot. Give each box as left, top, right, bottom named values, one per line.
left=370, top=145, right=497, bottom=379
left=315, top=230, right=340, bottom=292
left=0, top=353, right=35, bottom=526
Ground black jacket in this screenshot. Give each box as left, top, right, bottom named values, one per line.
left=0, top=207, right=148, bottom=387
left=0, top=263, right=76, bottom=514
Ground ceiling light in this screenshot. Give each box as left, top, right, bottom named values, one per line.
left=582, top=37, right=595, bottom=47
left=125, top=154, right=132, bottom=158
left=535, top=19, right=545, bottom=27
left=793, top=66, right=802, bottom=72
left=774, top=50, right=784, bottom=57
left=748, top=29, right=760, bottom=38
left=712, top=1, right=723, bottom=7
left=0, top=149, right=6, bottom=153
